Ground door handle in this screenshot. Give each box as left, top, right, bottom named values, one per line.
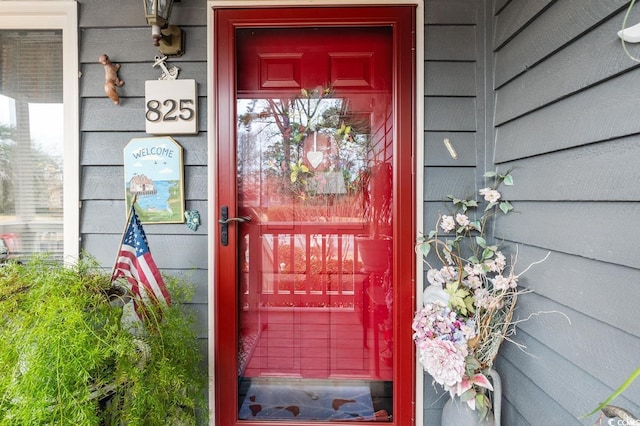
left=218, top=216, right=252, bottom=224
left=219, top=205, right=251, bottom=246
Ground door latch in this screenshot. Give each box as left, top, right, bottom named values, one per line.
left=219, top=205, right=251, bottom=246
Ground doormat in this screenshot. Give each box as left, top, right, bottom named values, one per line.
left=238, top=382, right=375, bottom=421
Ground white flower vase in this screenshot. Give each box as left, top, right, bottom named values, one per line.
left=441, top=369, right=501, bottom=426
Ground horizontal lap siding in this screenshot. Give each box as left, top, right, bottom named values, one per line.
left=77, top=0, right=210, bottom=377
left=82, top=132, right=208, bottom=165
left=494, top=0, right=628, bottom=88
left=492, top=0, right=640, bottom=423
left=495, top=68, right=640, bottom=161
left=496, top=201, right=640, bottom=268
left=495, top=6, right=640, bottom=125
left=496, top=137, right=640, bottom=201
left=423, top=1, right=482, bottom=423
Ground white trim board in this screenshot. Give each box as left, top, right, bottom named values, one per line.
left=0, top=1, right=80, bottom=262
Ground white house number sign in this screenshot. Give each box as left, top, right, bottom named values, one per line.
left=145, top=79, right=198, bottom=135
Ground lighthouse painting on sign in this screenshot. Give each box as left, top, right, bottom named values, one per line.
left=123, top=136, right=185, bottom=224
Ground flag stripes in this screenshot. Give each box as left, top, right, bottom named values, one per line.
left=112, top=204, right=171, bottom=321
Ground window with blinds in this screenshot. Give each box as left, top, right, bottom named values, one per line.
left=0, top=31, right=64, bottom=262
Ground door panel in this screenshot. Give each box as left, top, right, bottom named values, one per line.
left=214, top=7, right=415, bottom=426
left=236, top=27, right=391, bottom=96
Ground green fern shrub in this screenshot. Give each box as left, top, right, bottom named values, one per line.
left=0, top=256, right=207, bottom=425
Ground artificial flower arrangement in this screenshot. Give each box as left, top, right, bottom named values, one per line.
left=412, top=169, right=531, bottom=419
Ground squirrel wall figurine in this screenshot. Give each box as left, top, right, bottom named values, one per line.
left=99, top=54, right=124, bottom=105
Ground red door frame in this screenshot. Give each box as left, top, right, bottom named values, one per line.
left=213, top=6, right=416, bottom=425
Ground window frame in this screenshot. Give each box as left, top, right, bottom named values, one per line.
left=0, top=1, right=79, bottom=261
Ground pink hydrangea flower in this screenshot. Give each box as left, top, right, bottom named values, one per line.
left=417, top=339, right=467, bottom=388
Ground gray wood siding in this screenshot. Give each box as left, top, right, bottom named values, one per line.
left=422, top=0, right=484, bottom=423
left=492, top=0, right=640, bottom=423
left=493, top=0, right=628, bottom=88
left=77, top=0, right=210, bottom=372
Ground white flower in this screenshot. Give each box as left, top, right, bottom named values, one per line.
left=473, top=288, right=490, bottom=308
left=464, top=274, right=482, bottom=289
left=479, top=187, right=501, bottom=203
left=492, top=275, right=511, bottom=291
left=427, top=269, right=444, bottom=285
left=508, top=275, right=519, bottom=289
left=440, top=215, right=456, bottom=233
left=440, top=265, right=458, bottom=282
left=464, top=264, right=475, bottom=276
left=455, top=213, right=470, bottom=227
left=472, top=263, right=485, bottom=276
left=486, top=253, right=506, bottom=273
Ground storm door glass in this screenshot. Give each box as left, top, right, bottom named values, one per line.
left=235, top=26, right=394, bottom=422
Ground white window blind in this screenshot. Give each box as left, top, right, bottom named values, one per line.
left=0, top=30, right=64, bottom=261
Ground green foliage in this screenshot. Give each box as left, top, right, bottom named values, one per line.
left=0, top=256, right=207, bottom=425
left=582, top=367, right=640, bottom=419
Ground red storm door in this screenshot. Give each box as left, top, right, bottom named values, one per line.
left=214, top=6, right=415, bottom=425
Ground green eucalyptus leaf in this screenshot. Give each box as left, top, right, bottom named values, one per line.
left=465, top=356, right=481, bottom=371
left=499, top=200, right=514, bottom=214
left=483, top=171, right=497, bottom=178
left=460, top=388, right=476, bottom=402
left=418, top=243, right=431, bottom=256
left=470, top=221, right=482, bottom=232
left=485, top=202, right=497, bottom=212
left=477, top=395, right=490, bottom=420
left=482, top=247, right=494, bottom=260
left=503, top=174, right=514, bottom=185
left=476, top=236, right=487, bottom=248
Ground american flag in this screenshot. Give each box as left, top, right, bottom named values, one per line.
left=112, top=205, right=171, bottom=320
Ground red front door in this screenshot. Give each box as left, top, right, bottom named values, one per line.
left=214, top=7, right=415, bottom=425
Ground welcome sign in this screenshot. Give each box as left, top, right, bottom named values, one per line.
left=124, top=136, right=185, bottom=224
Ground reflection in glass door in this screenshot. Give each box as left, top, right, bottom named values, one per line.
left=235, top=26, right=394, bottom=422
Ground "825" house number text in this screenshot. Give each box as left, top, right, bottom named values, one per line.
left=145, top=98, right=195, bottom=123
left=145, top=79, right=198, bottom=135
